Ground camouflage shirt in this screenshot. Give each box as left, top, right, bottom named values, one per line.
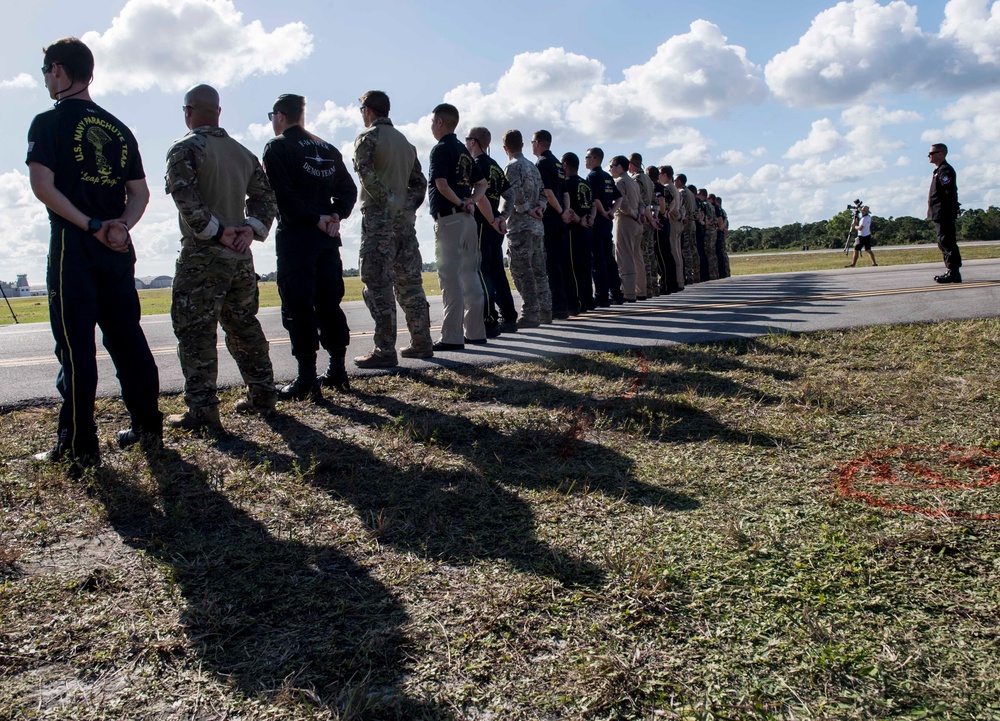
left=165, top=126, right=276, bottom=246
left=501, top=153, right=545, bottom=234
left=354, top=117, right=426, bottom=214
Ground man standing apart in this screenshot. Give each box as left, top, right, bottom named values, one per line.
left=927, top=143, right=961, bottom=283
left=353, top=90, right=434, bottom=367
left=585, top=148, right=622, bottom=306
left=27, top=37, right=161, bottom=469
left=847, top=204, right=877, bottom=268
left=263, top=94, right=356, bottom=398
left=429, top=103, right=487, bottom=350
left=467, top=126, right=518, bottom=335
left=501, top=130, right=550, bottom=327
left=610, top=156, right=643, bottom=302
left=166, top=84, right=277, bottom=428
left=532, top=130, right=572, bottom=318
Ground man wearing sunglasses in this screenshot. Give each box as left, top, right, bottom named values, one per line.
left=27, top=37, right=162, bottom=473
left=927, top=143, right=962, bottom=284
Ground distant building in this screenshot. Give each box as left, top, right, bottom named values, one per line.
left=135, top=275, right=173, bottom=290
left=1, top=274, right=46, bottom=297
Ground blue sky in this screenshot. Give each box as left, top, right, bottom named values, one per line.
left=2, top=0, right=998, bottom=284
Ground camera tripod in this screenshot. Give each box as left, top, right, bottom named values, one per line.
left=0, top=282, right=17, bottom=323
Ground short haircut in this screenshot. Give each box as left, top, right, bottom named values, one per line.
left=43, top=37, right=94, bottom=85
left=931, top=142, right=948, bottom=155
left=646, top=166, right=659, bottom=180
left=533, top=129, right=552, bottom=147
left=659, top=165, right=674, bottom=178
left=360, top=90, right=390, bottom=116
left=503, top=129, right=523, bottom=152
left=676, top=173, right=687, bottom=184
left=611, top=155, right=630, bottom=170
left=561, top=152, right=579, bottom=171
left=432, top=103, right=459, bottom=130
left=715, top=196, right=723, bottom=203
left=587, top=147, right=604, bottom=162
left=272, top=94, right=305, bottom=124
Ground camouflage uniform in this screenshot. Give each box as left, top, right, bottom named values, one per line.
left=166, top=126, right=277, bottom=416
left=632, top=171, right=658, bottom=297
left=702, top=199, right=720, bottom=280
left=355, top=117, right=432, bottom=358
left=502, top=153, right=550, bottom=323
left=679, top=186, right=700, bottom=284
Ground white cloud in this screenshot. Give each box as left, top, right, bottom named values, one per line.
left=1, top=73, right=36, bottom=90
left=717, top=150, right=749, bottom=165
left=940, top=0, right=1000, bottom=64
left=784, top=119, right=843, bottom=158
left=765, top=0, right=1000, bottom=107
left=82, top=0, right=313, bottom=95
left=0, top=171, right=54, bottom=286
left=567, top=21, right=765, bottom=140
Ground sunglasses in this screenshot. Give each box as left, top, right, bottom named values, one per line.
left=41, top=62, right=61, bottom=75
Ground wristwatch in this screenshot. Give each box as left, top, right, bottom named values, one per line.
left=86, top=217, right=102, bottom=235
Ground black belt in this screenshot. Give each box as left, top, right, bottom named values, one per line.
left=432, top=207, right=462, bottom=220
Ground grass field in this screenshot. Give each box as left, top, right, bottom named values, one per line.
left=3, top=243, right=999, bottom=326
left=2, top=318, right=998, bottom=719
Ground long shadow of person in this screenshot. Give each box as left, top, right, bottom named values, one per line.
left=88, top=447, right=449, bottom=719
left=262, top=411, right=620, bottom=588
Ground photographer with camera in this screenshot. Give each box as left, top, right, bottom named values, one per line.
left=847, top=204, right=877, bottom=268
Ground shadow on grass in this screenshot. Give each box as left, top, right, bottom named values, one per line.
left=89, top=447, right=449, bottom=719
left=263, top=411, right=615, bottom=587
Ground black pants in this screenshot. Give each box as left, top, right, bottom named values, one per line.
left=478, top=221, right=517, bottom=325
left=566, top=222, right=594, bottom=311
left=47, top=224, right=161, bottom=458
left=592, top=218, right=621, bottom=303
left=656, top=220, right=678, bottom=292
left=276, top=232, right=350, bottom=358
left=695, top=224, right=710, bottom=282
left=543, top=214, right=569, bottom=314
left=936, top=218, right=962, bottom=272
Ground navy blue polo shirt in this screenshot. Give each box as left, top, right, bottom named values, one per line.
left=587, top=167, right=620, bottom=226
left=428, top=132, right=482, bottom=216
left=536, top=149, right=565, bottom=220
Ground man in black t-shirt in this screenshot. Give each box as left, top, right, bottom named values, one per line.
left=26, top=37, right=161, bottom=472
left=466, top=126, right=517, bottom=335
left=264, top=93, right=357, bottom=400
left=585, top=148, right=623, bottom=306
left=428, top=103, right=487, bottom=349
left=532, top=130, right=571, bottom=319
left=562, top=152, right=595, bottom=312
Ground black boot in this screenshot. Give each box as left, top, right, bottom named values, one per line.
left=278, top=353, right=322, bottom=401
left=319, top=348, right=350, bottom=392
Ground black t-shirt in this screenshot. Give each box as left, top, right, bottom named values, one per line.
left=536, top=149, right=565, bottom=220
left=587, top=168, right=620, bottom=225
left=565, top=175, right=592, bottom=218
left=652, top=181, right=665, bottom=218
left=25, top=98, right=144, bottom=225
left=428, top=132, right=482, bottom=216
left=473, top=153, right=511, bottom=224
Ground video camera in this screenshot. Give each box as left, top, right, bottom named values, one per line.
left=846, top=199, right=864, bottom=221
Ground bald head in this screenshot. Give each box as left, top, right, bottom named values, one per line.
left=184, top=84, right=221, bottom=128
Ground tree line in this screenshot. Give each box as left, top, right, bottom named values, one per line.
left=728, top=205, right=1000, bottom=253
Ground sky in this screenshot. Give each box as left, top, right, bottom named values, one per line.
left=2, top=0, right=999, bottom=284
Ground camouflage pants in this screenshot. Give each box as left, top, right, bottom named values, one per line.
left=359, top=208, right=432, bottom=356
left=507, top=227, right=550, bottom=322
left=704, top=228, right=720, bottom=280
left=717, top=231, right=731, bottom=278
left=681, top=221, right=700, bottom=284
left=171, top=242, right=275, bottom=411
left=642, top=224, right=658, bottom=295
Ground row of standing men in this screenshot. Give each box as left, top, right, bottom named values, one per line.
left=27, top=35, right=732, bottom=467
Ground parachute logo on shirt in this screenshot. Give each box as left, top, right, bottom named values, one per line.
left=87, top=126, right=113, bottom=177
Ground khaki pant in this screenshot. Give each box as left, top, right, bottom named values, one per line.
left=435, top=212, right=485, bottom=344
left=614, top=215, right=645, bottom=300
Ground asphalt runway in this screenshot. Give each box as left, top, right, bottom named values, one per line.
left=2, top=258, right=998, bottom=409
